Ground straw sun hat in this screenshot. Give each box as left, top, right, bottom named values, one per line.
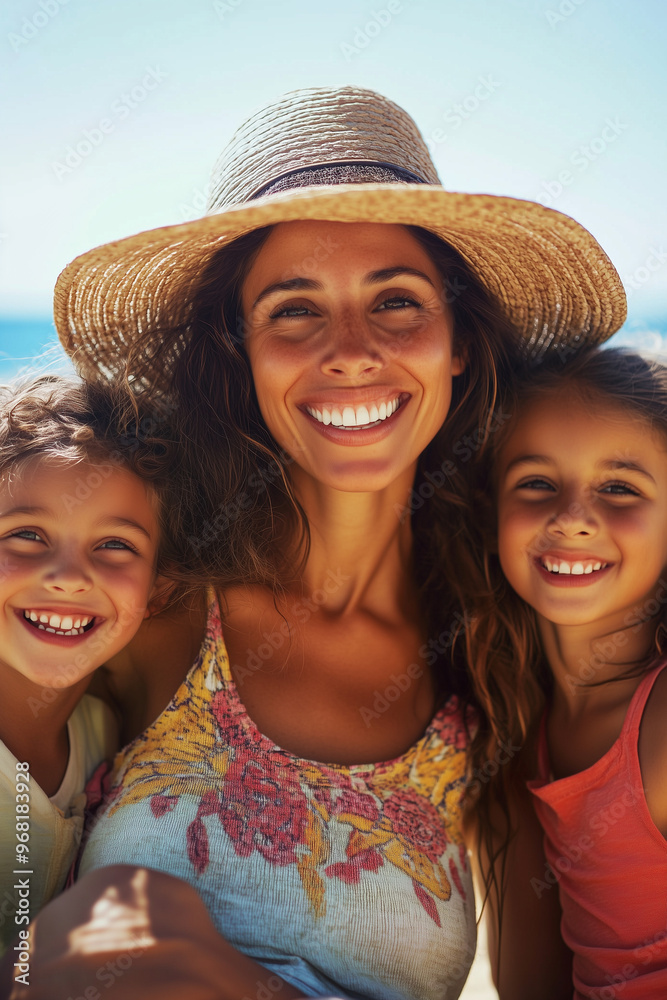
left=54, top=85, right=626, bottom=381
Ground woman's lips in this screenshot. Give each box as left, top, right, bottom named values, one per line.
left=300, top=394, right=410, bottom=446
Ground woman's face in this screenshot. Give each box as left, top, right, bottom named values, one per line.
left=241, top=221, right=464, bottom=493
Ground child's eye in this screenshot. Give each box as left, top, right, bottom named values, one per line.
left=376, top=295, right=422, bottom=311
left=7, top=529, right=43, bottom=542
left=599, top=482, right=641, bottom=497
left=516, top=478, right=555, bottom=492
left=98, top=539, right=136, bottom=553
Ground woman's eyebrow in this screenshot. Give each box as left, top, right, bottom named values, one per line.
left=252, top=277, right=321, bottom=309
left=363, top=266, right=435, bottom=287
left=252, top=267, right=436, bottom=309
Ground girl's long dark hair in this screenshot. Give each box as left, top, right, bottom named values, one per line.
left=463, top=346, right=667, bottom=936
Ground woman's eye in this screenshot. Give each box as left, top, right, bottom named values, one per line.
left=376, top=295, right=422, bottom=311
left=269, top=304, right=313, bottom=319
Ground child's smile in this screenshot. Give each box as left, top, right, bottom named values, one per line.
left=0, top=457, right=160, bottom=687
left=496, top=390, right=667, bottom=633
left=17, top=605, right=101, bottom=644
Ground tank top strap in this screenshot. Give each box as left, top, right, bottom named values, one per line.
left=621, top=658, right=667, bottom=746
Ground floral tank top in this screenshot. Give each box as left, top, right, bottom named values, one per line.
left=80, top=591, right=476, bottom=1000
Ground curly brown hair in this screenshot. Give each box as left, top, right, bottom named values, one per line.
left=0, top=373, right=185, bottom=588
left=119, top=222, right=543, bottom=938
left=123, top=223, right=520, bottom=695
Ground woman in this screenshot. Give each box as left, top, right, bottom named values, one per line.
left=2, top=87, right=626, bottom=1000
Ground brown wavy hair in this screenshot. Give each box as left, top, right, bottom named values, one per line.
left=123, top=224, right=522, bottom=697
left=0, top=373, right=185, bottom=590
left=463, top=346, right=667, bottom=925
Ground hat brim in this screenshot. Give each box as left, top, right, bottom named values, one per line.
left=54, top=182, right=627, bottom=380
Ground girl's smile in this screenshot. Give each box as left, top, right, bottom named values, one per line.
left=532, top=553, right=614, bottom=587
left=496, top=390, right=667, bottom=631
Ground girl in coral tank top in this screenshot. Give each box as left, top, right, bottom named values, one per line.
left=467, top=348, right=667, bottom=1000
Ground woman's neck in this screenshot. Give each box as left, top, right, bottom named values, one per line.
left=289, top=464, right=418, bottom=619
left=538, top=613, right=658, bottom=719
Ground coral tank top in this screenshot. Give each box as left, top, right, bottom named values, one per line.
left=80, top=590, right=477, bottom=1000
left=528, top=661, right=667, bottom=999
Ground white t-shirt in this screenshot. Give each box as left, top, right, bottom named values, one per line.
left=0, top=694, right=117, bottom=951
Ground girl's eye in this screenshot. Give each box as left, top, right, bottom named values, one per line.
left=98, top=539, right=136, bottom=552
left=600, top=482, right=641, bottom=497
left=376, top=295, right=422, bottom=311
left=516, top=478, right=555, bottom=492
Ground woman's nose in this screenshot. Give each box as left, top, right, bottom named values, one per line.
left=320, top=317, right=386, bottom=380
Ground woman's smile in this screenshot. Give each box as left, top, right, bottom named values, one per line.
left=301, top=390, right=407, bottom=429
left=242, top=220, right=463, bottom=491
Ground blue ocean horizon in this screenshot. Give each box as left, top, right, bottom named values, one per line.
left=0, top=317, right=75, bottom=380
left=1, top=314, right=667, bottom=382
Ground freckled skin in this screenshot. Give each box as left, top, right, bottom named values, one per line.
left=0, top=458, right=159, bottom=689
left=497, top=393, right=667, bottom=633
left=242, top=221, right=464, bottom=495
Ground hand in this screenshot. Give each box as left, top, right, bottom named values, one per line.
left=0, top=865, right=304, bottom=1000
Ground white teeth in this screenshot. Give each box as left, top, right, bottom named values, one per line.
left=307, top=396, right=402, bottom=428
left=23, top=609, right=93, bottom=636
left=543, top=559, right=607, bottom=575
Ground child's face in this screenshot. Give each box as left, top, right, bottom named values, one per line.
left=496, top=391, right=667, bottom=632
left=0, top=457, right=159, bottom=689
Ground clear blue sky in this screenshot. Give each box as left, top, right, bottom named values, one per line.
left=1, top=0, right=666, bottom=327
